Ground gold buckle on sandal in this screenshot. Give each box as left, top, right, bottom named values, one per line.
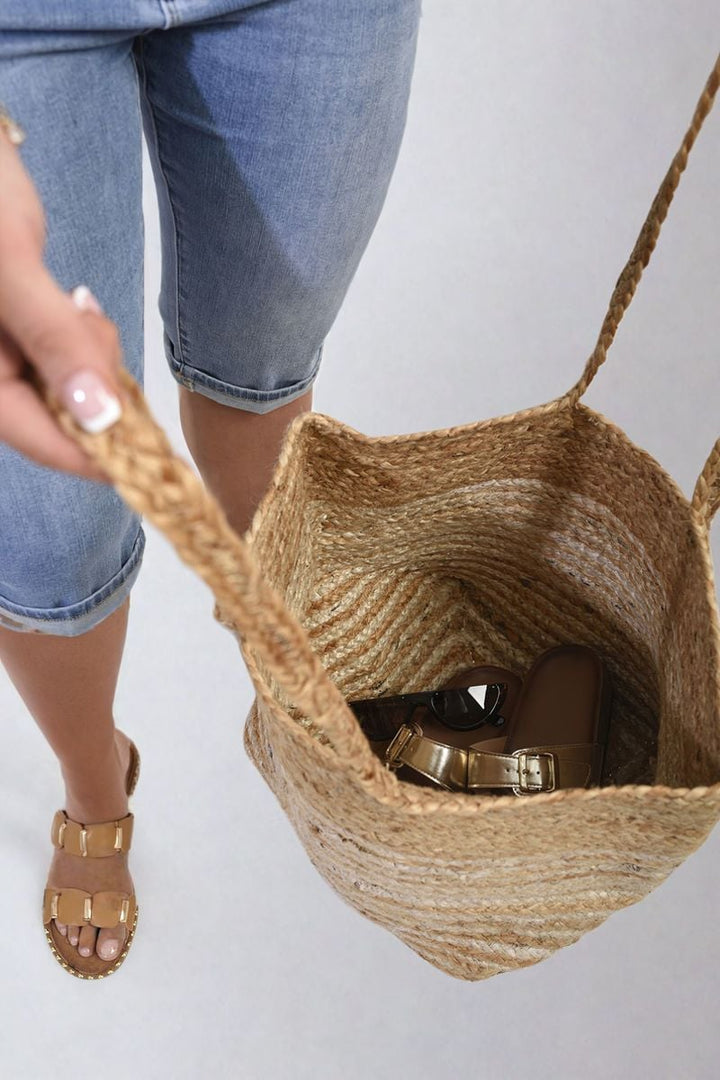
left=512, top=750, right=556, bottom=795
left=385, top=722, right=421, bottom=771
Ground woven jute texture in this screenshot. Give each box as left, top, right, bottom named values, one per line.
left=43, top=54, right=720, bottom=981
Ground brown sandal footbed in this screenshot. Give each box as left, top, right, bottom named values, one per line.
left=497, top=644, right=613, bottom=790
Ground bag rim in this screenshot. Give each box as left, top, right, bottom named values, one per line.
left=239, top=393, right=720, bottom=811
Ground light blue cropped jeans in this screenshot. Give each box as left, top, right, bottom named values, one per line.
left=0, top=0, right=422, bottom=635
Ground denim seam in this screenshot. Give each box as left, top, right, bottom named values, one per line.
left=134, top=35, right=187, bottom=379
left=157, top=1, right=179, bottom=30
left=168, top=341, right=324, bottom=404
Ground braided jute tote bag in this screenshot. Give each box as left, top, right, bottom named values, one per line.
left=40, top=53, right=720, bottom=982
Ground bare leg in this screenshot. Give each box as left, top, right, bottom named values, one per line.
left=177, top=385, right=313, bottom=538
left=0, top=385, right=312, bottom=964
left=0, top=595, right=134, bottom=960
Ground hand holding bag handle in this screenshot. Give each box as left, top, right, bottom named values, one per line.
left=37, top=360, right=371, bottom=762
left=31, top=51, right=720, bottom=768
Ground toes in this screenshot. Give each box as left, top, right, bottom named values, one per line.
left=78, top=923, right=97, bottom=958
left=68, top=924, right=80, bottom=947
left=55, top=920, right=67, bottom=937
left=97, top=926, right=127, bottom=962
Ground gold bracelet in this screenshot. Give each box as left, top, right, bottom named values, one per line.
left=0, top=104, right=26, bottom=146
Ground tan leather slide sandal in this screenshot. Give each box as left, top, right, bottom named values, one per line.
left=485, top=644, right=614, bottom=795
left=42, top=733, right=141, bottom=979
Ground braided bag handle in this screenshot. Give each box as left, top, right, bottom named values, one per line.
left=41, top=368, right=369, bottom=759
left=693, top=439, right=720, bottom=531
left=560, top=52, right=720, bottom=532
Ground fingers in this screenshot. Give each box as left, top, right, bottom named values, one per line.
left=0, top=136, right=126, bottom=481
left=0, top=270, right=128, bottom=481
left=0, top=259, right=126, bottom=419
left=0, top=132, right=45, bottom=254
left=0, top=323, right=114, bottom=483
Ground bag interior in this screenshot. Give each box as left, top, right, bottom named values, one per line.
left=246, top=404, right=720, bottom=791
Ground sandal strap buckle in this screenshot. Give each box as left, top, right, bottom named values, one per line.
left=511, top=749, right=557, bottom=795
left=385, top=722, right=422, bottom=770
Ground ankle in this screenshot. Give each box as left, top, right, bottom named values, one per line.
left=63, top=788, right=129, bottom=825
left=61, top=746, right=129, bottom=824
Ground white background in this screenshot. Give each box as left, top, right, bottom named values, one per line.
left=1, top=3, right=719, bottom=1077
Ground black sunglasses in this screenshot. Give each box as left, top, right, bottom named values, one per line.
left=347, top=680, right=509, bottom=740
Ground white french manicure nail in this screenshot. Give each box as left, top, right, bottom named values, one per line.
left=60, top=369, right=122, bottom=433
left=71, top=285, right=103, bottom=314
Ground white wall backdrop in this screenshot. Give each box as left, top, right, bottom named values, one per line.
left=1, top=3, right=718, bottom=1077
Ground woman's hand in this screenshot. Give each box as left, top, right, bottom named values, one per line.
left=0, top=127, right=126, bottom=484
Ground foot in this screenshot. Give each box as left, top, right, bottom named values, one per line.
left=47, top=729, right=134, bottom=962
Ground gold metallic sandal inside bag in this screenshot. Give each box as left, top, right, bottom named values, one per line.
left=348, top=645, right=613, bottom=796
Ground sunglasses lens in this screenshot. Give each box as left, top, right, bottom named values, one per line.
left=430, top=683, right=505, bottom=730
left=349, top=682, right=508, bottom=738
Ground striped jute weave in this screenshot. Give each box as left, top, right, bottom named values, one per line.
left=43, top=53, right=720, bottom=981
